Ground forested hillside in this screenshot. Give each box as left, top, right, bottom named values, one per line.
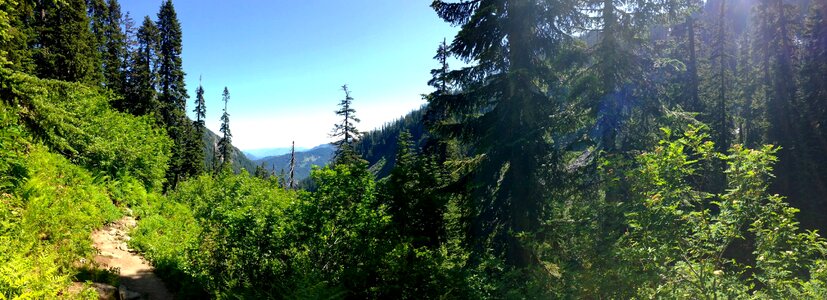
left=203, top=129, right=256, bottom=174
left=356, top=107, right=426, bottom=177
left=1, top=0, right=827, bottom=299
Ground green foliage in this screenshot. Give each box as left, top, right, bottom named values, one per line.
left=617, top=126, right=827, bottom=298
left=0, top=145, right=119, bottom=299
left=29, top=0, right=103, bottom=85
left=0, top=105, right=27, bottom=192
left=291, top=163, right=391, bottom=296
left=2, top=68, right=172, bottom=190
left=131, top=172, right=296, bottom=298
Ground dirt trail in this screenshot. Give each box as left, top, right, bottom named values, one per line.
left=91, top=216, right=174, bottom=300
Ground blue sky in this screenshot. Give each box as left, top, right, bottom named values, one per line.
left=120, top=1, right=459, bottom=150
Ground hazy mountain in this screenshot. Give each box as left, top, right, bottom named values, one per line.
left=243, top=147, right=309, bottom=160
left=251, top=107, right=426, bottom=181
left=254, top=144, right=335, bottom=181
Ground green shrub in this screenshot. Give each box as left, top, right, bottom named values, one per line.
left=618, top=126, right=827, bottom=298
left=131, top=172, right=294, bottom=298
left=0, top=145, right=120, bottom=299
left=1, top=68, right=171, bottom=190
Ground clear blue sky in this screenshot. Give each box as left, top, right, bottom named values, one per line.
left=120, top=0, right=459, bottom=150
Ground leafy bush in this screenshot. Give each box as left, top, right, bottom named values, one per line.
left=131, top=171, right=294, bottom=298
left=0, top=145, right=120, bottom=299
left=1, top=68, right=171, bottom=190
left=618, top=126, right=827, bottom=298
left=0, top=104, right=27, bottom=192
left=132, top=164, right=450, bottom=299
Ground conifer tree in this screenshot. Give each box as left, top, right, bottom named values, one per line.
left=430, top=0, right=582, bottom=267
left=289, top=140, right=296, bottom=189
left=125, top=16, right=160, bottom=118
left=800, top=0, right=827, bottom=158
left=156, top=0, right=187, bottom=128
left=387, top=131, right=417, bottom=237
left=180, top=78, right=207, bottom=177
left=180, top=121, right=204, bottom=176
left=31, top=0, right=102, bottom=84
left=752, top=0, right=808, bottom=215
left=102, top=0, right=127, bottom=94
left=685, top=16, right=701, bottom=111
left=156, top=0, right=192, bottom=187
left=708, top=0, right=732, bottom=154
left=218, top=87, right=233, bottom=170
left=331, top=84, right=362, bottom=165
left=585, top=0, right=687, bottom=151
left=254, top=163, right=269, bottom=179
left=0, top=1, right=35, bottom=72
left=795, top=0, right=827, bottom=225
left=193, top=77, right=206, bottom=135
left=86, top=0, right=107, bottom=72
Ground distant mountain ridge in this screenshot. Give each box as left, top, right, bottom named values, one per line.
left=243, top=147, right=309, bottom=160
left=251, top=106, right=427, bottom=181
left=253, top=144, right=335, bottom=181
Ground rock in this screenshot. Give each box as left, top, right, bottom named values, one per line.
left=92, top=283, right=118, bottom=300
left=100, top=251, right=121, bottom=259
left=119, top=285, right=144, bottom=300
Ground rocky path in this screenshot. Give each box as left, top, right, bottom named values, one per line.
left=88, top=216, right=174, bottom=300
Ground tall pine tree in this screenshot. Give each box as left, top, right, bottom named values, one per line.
left=125, top=16, right=160, bottom=119
left=430, top=0, right=583, bottom=267
left=156, top=0, right=193, bottom=187
left=102, top=0, right=127, bottom=94
left=31, top=0, right=102, bottom=84
left=218, top=87, right=233, bottom=171
left=331, top=84, right=362, bottom=165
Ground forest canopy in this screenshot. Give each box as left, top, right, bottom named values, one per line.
left=1, top=0, right=826, bottom=299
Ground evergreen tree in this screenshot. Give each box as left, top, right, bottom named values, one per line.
left=181, top=121, right=205, bottom=176
left=86, top=0, right=106, bottom=81
left=289, top=140, right=296, bottom=189
left=125, top=16, right=160, bottom=118
left=218, top=87, right=233, bottom=170
left=31, top=0, right=102, bottom=84
left=193, top=77, right=206, bottom=134
left=430, top=0, right=583, bottom=267
left=800, top=0, right=827, bottom=157
left=180, top=78, right=207, bottom=177
left=796, top=0, right=827, bottom=225
left=331, top=84, right=362, bottom=165
left=156, top=0, right=191, bottom=187
left=685, top=16, right=702, bottom=112
left=102, top=0, right=127, bottom=94
left=156, top=0, right=187, bottom=128
left=585, top=0, right=688, bottom=151
left=254, top=163, right=269, bottom=179
left=385, top=130, right=445, bottom=247
left=752, top=0, right=816, bottom=225
left=0, top=0, right=35, bottom=72
left=708, top=0, right=733, bottom=154
left=733, top=29, right=762, bottom=147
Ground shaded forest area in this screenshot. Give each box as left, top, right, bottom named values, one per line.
left=1, top=0, right=827, bottom=299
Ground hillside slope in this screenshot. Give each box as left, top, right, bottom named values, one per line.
left=355, top=107, right=426, bottom=178
left=203, top=129, right=256, bottom=174
left=0, top=67, right=172, bottom=298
